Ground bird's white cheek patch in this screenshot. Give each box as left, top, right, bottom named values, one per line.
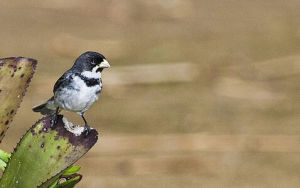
left=81, top=67, right=101, bottom=78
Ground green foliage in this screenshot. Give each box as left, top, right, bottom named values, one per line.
left=0, top=57, right=98, bottom=187
left=0, top=115, right=98, bottom=187
left=0, top=149, right=10, bottom=171
left=62, top=166, right=81, bottom=176
left=55, top=174, right=82, bottom=188
left=48, top=172, right=82, bottom=188
left=0, top=149, right=11, bottom=163
left=0, top=159, right=6, bottom=171
left=46, top=166, right=82, bottom=188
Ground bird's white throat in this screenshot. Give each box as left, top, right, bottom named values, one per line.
left=81, top=66, right=101, bottom=78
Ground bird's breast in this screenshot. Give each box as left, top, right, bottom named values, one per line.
left=54, top=74, right=102, bottom=112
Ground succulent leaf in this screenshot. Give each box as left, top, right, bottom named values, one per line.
left=46, top=165, right=82, bottom=188
left=0, top=57, right=37, bottom=141
left=62, top=166, right=81, bottom=176
left=0, top=115, right=98, bottom=188
left=0, top=149, right=11, bottom=163
left=55, top=174, right=82, bottom=188
left=0, top=159, right=6, bottom=171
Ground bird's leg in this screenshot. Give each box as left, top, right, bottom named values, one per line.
left=50, top=107, right=59, bottom=128
left=81, top=112, right=91, bottom=136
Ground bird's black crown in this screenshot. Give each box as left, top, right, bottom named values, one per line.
left=72, top=51, right=106, bottom=72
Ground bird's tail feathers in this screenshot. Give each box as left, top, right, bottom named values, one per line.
left=32, top=97, right=57, bottom=115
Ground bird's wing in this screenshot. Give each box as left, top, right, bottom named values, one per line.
left=53, top=71, right=73, bottom=93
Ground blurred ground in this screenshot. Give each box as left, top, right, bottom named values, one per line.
left=0, top=0, right=300, bottom=187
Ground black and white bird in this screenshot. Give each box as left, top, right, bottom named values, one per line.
left=33, top=51, right=110, bottom=134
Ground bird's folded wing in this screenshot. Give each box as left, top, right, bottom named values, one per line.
left=53, top=71, right=73, bottom=93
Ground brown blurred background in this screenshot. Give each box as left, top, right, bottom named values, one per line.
left=1, top=0, right=300, bottom=187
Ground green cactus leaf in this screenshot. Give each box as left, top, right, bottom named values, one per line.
left=0, top=149, right=11, bottom=163
left=0, top=115, right=98, bottom=188
left=0, top=57, right=37, bottom=141
left=55, top=174, right=82, bottom=188
left=0, top=149, right=10, bottom=171
left=39, top=172, right=62, bottom=188
left=48, top=179, right=59, bottom=188
left=42, top=165, right=82, bottom=188
left=62, top=166, right=81, bottom=176
left=47, top=173, right=82, bottom=188
left=0, top=159, right=6, bottom=171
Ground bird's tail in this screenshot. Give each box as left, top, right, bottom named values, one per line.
left=32, top=97, right=58, bottom=115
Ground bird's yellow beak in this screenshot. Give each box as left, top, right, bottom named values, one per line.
left=99, top=59, right=110, bottom=68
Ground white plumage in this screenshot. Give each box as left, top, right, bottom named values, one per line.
left=55, top=72, right=102, bottom=113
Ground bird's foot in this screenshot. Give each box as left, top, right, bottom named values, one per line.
left=50, top=113, right=58, bottom=128
left=82, top=124, right=91, bottom=137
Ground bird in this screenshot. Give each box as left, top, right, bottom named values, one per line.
left=32, top=51, right=110, bottom=135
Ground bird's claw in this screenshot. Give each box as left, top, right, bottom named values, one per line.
left=82, top=125, right=91, bottom=137
left=50, top=114, right=57, bottom=128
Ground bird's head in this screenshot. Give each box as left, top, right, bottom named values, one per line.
left=73, top=51, right=110, bottom=73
